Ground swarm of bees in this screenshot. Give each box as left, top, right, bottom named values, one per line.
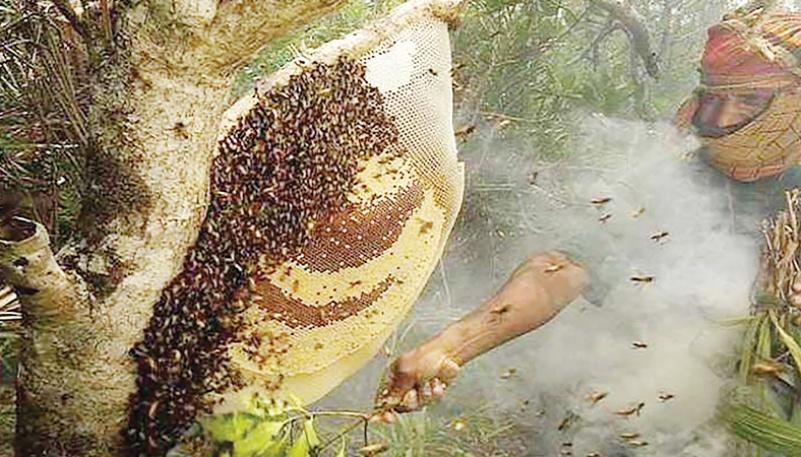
left=125, top=58, right=400, bottom=455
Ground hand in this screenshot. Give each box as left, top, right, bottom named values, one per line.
left=373, top=342, right=461, bottom=422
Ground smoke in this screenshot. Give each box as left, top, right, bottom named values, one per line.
left=320, top=115, right=789, bottom=456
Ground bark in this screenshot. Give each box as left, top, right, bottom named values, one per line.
left=2, top=1, right=347, bottom=455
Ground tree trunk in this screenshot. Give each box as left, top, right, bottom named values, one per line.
left=1, top=1, right=346, bottom=455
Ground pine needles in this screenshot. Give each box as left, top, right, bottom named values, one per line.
left=0, top=285, right=18, bottom=324
left=0, top=0, right=88, bottom=246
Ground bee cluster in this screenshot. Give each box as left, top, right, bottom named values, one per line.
left=124, top=57, right=400, bottom=456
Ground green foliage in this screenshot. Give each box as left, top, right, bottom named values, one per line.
left=722, top=404, right=801, bottom=457
left=369, top=410, right=516, bottom=457
left=201, top=399, right=321, bottom=457
left=450, top=0, right=735, bottom=158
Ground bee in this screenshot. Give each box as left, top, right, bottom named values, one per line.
left=658, top=392, right=675, bottom=402
left=545, top=263, right=565, bottom=273
left=591, top=197, right=612, bottom=205
left=615, top=402, right=645, bottom=417
left=650, top=231, right=669, bottom=242
left=500, top=368, right=517, bottom=380
left=428, top=68, right=438, bottom=76
left=170, top=121, right=189, bottom=139
left=619, top=432, right=641, bottom=440
left=586, top=391, right=608, bottom=405
left=632, top=341, right=649, bottom=349
left=490, top=303, right=512, bottom=317
left=558, top=412, right=577, bottom=431
left=586, top=453, right=601, bottom=457
left=628, top=441, right=649, bottom=448
left=455, top=124, right=476, bottom=140
left=630, top=207, right=646, bottom=218
left=630, top=275, right=654, bottom=283
left=147, top=401, right=160, bottom=420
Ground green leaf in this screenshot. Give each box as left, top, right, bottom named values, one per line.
left=721, top=404, right=801, bottom=456
left=739, top=315, right=763, bottom=382
left=202, top=413, right=259, bottom=443
left=235, top=420, right=286, bottom=457
left=334, top=438, right=346, bottom=457
left=285, top=419, right=319, bottom=457
left=769, top=311, right=801, bottom=380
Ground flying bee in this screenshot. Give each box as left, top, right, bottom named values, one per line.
left=630, top=275, right=654, bottom=283
left=619, top=432, right=641, bottom=440
left=599, top=214, right=612, bottom=223
left=455, top=124, right=476, bottom=140
left=490, top=303, right=512, bottom=316
left=558, top=413, right=576, bottom=431
left=658, top=392, right=675, bottom=402
left=650, top=231, right=669, bottom=242
left=630, top=207, right=646, bottom=218
left=615, top=402, right=645, bottom=417
left=500, top=368, right=517, bottom=380
left=632, top=341, right=649, bottom=349
left=591, top=197, right=612, bottom=205
left=628, top=441, right=649, bottom=448
left=586, top=391, right=608, bottom=405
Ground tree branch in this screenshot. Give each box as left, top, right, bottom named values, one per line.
left=0, top=217, right=86, bottom=328
left=185, top=0, right=348, bottom=71
left=590, top=0, right=659, bottom=79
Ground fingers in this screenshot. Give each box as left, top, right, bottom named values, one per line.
left=431, top=378, right=446, bottom=400
left=374, top=377, right=450, bottom=422
left=438, top=358, right=461, bottom=381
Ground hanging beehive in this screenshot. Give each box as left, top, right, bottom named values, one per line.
left=126, top=1, right=466, bottom=454
left=675, top=9, right=801, bottom=181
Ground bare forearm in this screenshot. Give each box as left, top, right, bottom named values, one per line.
left=439, top=288, right=568, bottom=366
left=376, top=252, right=586, bottom=418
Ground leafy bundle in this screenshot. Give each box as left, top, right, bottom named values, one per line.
left=724, top=189, right=801, bottom=456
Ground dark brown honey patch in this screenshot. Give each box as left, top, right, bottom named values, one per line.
left=296, top=181, right=423, bottom=272
left=253, top=277, right=394, bottom=328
